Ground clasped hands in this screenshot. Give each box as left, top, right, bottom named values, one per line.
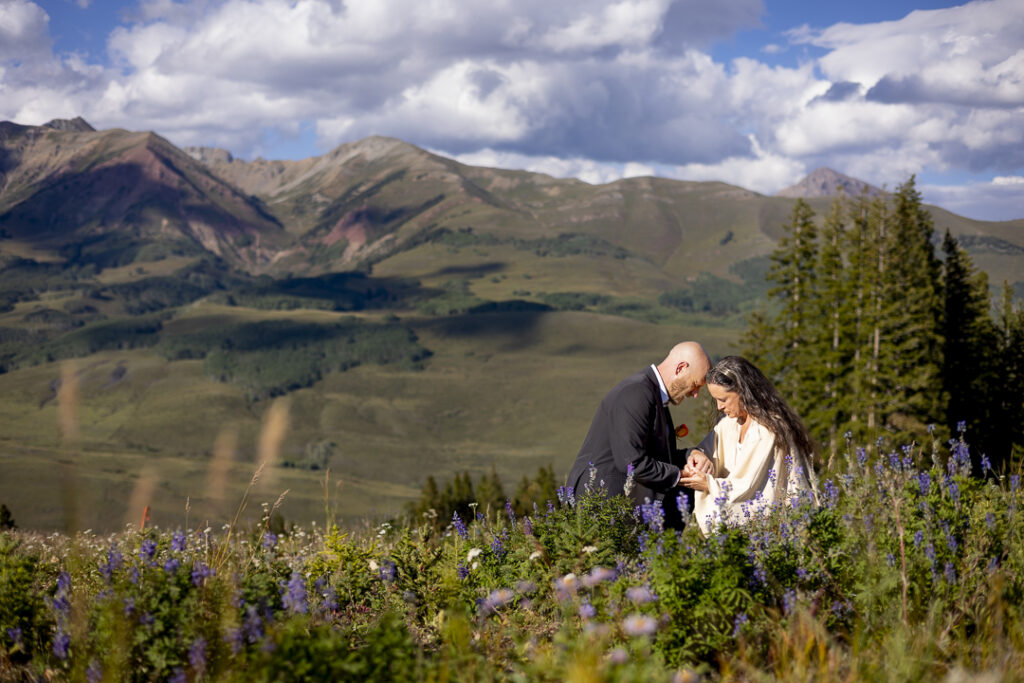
left=678, top=449, right=713, bottom=493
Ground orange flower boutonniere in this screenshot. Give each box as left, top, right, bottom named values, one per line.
left=675, top=423, right=689, bottom=438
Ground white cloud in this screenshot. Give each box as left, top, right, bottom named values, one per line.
left=1, top=0, right=1023, bottom=220
left=921, top=178, right=1024, bottom=222
left=668, top=134, right=806, bottom=194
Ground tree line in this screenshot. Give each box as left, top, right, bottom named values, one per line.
left=744, top=177, right=1024, bottom=470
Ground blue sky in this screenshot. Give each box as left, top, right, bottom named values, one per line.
left=3, top=0, right=1023, bottom=220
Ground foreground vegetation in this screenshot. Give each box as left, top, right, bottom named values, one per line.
left=2, top=430, right=1022, bottom=681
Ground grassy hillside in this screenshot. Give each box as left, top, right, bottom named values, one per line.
left=0, top=296, right=741, bottom=532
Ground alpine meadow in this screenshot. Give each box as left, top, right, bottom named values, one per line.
left=1, top=119, right=1024, bottom=680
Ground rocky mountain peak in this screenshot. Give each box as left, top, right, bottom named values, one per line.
left=185, top=146, right=235, bottom=164
left=42, top=117, right=95, bottom=132
left=777, top=167, right=884, bottom=198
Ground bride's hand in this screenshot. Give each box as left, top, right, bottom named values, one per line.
left=679, top=466, right=710, bottom=493
left=688, top=450, right=714, bottom=474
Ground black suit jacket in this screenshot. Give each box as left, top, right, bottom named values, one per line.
left=567, top=366, right=691, bottom=526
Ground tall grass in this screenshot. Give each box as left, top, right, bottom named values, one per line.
left=1, top=420, right=1022, bottom=680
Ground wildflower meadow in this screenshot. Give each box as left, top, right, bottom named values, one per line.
left=2, top=428, right=1023, bottom=681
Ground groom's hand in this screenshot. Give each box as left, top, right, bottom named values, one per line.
left=679, top=465, right=710, bottom=493
left=688, top=450, right=714, bottom=474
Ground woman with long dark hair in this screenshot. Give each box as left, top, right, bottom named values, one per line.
left=679, top=355, right=817, bottom=535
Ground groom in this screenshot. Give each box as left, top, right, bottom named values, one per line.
left=566, top=341, right=714, bottom=528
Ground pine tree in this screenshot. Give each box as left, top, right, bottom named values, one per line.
left=475, top=466, right=505, bottom=520
left=993, top=283, right=1024, bottom=468
left=842, top=191, right=886, bottom=445
left=760, top=198, right=820, bottom=417
left=809, top=195, right=852, bottom=462
left=880, top=177, right=945, bottom=442
left=941, top=231, right=997, bottom=460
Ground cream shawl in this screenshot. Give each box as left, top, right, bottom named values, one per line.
left=692, top=415, right=814, bottom=536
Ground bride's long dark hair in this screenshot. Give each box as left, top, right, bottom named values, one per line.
left=705, top=355, right=816, bottom=462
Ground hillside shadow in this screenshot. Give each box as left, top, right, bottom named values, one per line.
left=419, top=305, right=554, bottom=352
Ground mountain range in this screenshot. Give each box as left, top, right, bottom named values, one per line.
left=3, top=118, right=1021, bottom=288
left=1, top=119, right=1022, bottom=532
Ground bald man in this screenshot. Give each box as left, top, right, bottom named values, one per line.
left=565, top=342, right=714, bottom=528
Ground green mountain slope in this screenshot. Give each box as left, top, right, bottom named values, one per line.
left=0, top=120, right=1021, bottom=532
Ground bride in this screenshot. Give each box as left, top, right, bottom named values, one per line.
left=679, top=355, right=817, bottom=535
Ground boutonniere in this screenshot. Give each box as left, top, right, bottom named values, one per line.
left=675, top=423, right=689, bottom=438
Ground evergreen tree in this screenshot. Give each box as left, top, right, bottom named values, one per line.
left=759, top=198, right=820, bottom=418
left=841, top=192, right=886, bottom=445
left=0, top=503, right=15, bottom=530
left=941, top=231, right=997, bottom=462
left=993, top=283, right=1024, bottom=468
left=809, top=195, right=852, bottom=462
left=880, top=177, right=945, bottom=442
left=475, top=466, right=505, bottom=520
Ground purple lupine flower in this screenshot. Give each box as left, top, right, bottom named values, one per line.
left=782, top=588, right=797, bottom=614
left=282, top=572, right=308, bottom=614
left=100, top=546, right=123, bottom=582
left=733, top=613, right=748, bottom=637
left=452, top=511, right=468, bottom=539
left=944, top=562, right=957, bottom=584
left=189, top=637, right=207, bottom=677
left=676, top=492, right=690, bottom=518
left=913, top=530, right=924, bottom=548
left=924, top=544, right=936, bottom=566
left=886, top=553, right=896, bottom=568
left=578, top=600, right=596, bottom=620
left=957, top=421, right=966, bottom=434
left=946, top=477, right=960, bottom=503
left=191, top=562, right=215, bottom=587
left=505, top=499, right=516, bottom=526
left=981, top=453, right=992, bottom=472
left=171, top=531, right=187, bottom=552
left=242, top=606, right=264, bottom=644
left=856, top=448, right=868, bottom=468
left=86, top=660, right=102, bottom=683
left=639, top=497, right=664, bottom=533
left=139, top=612, right=155, bottom=626
left=140, top=539, right=157, bottom=564
left=522, top=516, right=533, bottom=536
left=823, top=479, right=839, bottom=506
left=53, top=629, right=70, bottom=659
left=163, top=558, right=181, bottom=574
left=168, top=668, right=186, bottom=683
left=1011, top=475, right=1020, bottom=492
left=262, top=532, right=277, bottom=550
left=318, top=584, right=338, bottom=613
left=225, top=628, right=244, bottom=655
left=844, top=431, right=853, bottom=440
left=379, top=560, right=397, bottom=583
left=490, top=535, right=507, bottom=561
left=7, top=627, right=22, bottom=645
left=456, top=563, right=470, bottom=580
left=918, top=472, right=931, bottom=496
left=624, top=462, right=636, bottom=497
left=547, top=499, right=555, bottom=514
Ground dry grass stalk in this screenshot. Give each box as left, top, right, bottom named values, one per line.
left=257, top=398, right=290, bottom=494
left=125, top=468, right=157, bottom=530
left=214, top=461, right=265, bottom=571
left=58, top=360, right=79, bottom=444
left=206, top=427, right=238, bottom=514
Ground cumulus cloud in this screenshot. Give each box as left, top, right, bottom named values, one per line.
left=921, top=177, right=1024, bottom=222
left=0, top=0, right=1023, bottom=219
